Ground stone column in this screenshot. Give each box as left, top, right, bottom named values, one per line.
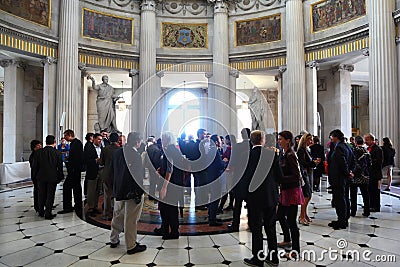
left=138, top=0, right=157, bottom=136
left=305, top=61, right=319, bottom=136
left=333, top=64, right=354, bottom=138
left=56, top=0, right=81, bottom=139
left=278, top=65, right=286, bottom=133
left=211, top=0, right=230, bottom=135
left=368, top=0, right=398, bottom=163
left=156, top=71, right=165, bottom=133
left=129, top=69, right=139, bottom=132
left=1, top=60, right=25, bottom=163
left=283, top=0, right=306, bottom=134
left=40, top=57, right=57, bottom=140
left=79, top=63, right=88, bottom=138
left=200, top=88, right=208, bottom=130
left=205, top=72, right=214, bottom=132
left=229, top=69, right=239, bottom=135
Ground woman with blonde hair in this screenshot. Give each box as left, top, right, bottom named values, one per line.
left=297, top=133, right=321, bottom=225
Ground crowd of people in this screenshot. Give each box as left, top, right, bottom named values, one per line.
left=28, top=127, right=396, bottom=265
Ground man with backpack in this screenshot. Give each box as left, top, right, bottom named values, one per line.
left=350, top=136, right=371, bottom=217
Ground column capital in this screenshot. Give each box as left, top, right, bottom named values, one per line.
left=140, top=0, right=156, bottom=12
left=40, top=56, right=57, bottom=66
left=129, top=69, right=139, bottom=77
left=229, top=69, right=239, bottom=78
left=0, top=59, right=25, bottom=69
left=333, top=64, right=354, bottom=73
left=208, top=0, right=229, bottom=14
left=362, top=48, right=369, bottom=57
left=156, top=70, right=165, bottom=78
left=306, top=61, right=319, bottom=70
left=278, top=65, right=287, bottom=73
left=281, top=0, right=304, bottom=5
left=205, top=72, right=213, bottom=79
left=78, top=62, right=89, bottom=78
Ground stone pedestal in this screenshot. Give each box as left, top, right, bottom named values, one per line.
left=1, top=60, right=25, bottom=163
left=40, top=57, right=57, bottom=140
left=306, top=61, right=319, bottom=136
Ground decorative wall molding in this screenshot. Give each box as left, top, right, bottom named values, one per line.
left=158, top=0, right=208, bottom=15
left=156, top=62, right=212, bottom=72
left=230, top=56, right=286, bottom=71
left=79, top=48, right=139, bottom=69
left=0, top=26, right=58, bottom=58
left=232, top=0, right=281, bottom=12
left=306, top=35, right=369, bottom=62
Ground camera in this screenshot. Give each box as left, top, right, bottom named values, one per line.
left=126, top=191, right=142, bottom=204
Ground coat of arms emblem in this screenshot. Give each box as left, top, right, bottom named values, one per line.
left=177, top=28, right=192, bottom=46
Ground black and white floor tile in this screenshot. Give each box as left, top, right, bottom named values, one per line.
left=0, top=185, right=400, bottom=266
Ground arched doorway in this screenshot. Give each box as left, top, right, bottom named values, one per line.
left=166, top=90, right=200, bottom=137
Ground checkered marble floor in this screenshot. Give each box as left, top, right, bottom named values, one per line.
left=1, top=185, right=400, bottom=267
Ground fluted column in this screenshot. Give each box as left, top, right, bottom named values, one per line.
left=129, top=69, right=139, bottom=132
left=276, top=66, right=286, bottom=133
left=138, top=0, right=157, bottom=136
left=79, top=63, right=88, bottom=138
left=1, top=60, right=25, bottom=163
left=333, top=64, right=354, bottom=138
left=200, top=88, right=208, bottom=130
left=368, top=0, right=398, bottom=162
left=305, top=61, right=319, bottom=136
left=212, top=0, right=230, bottom=135
left=205, top=72, right=214, bottom=132
left=229, top=69, right=239, bottom=135
left=283, top=0, right=306, bottom=134
left=56, top=0, right=81, bottom=139
left=40, top=57, right=57, bottom=140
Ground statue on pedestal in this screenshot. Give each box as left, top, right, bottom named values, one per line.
left=248, top=87, right=265, bottom=131
left=89, top=75, right=120, bottom=133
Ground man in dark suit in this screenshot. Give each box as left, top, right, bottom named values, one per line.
left=59, top=129, right=84, bottom=216
left=99, top=132, right=120, bottom=220
left=33, top=135, right=64, bottom=219
left=243, top=131, right=279, bottom=267
left=187, top=128, right=208, bottom=208
left=328, top=129, right=355, bottom=229
left=144, top=137, right=162, bottom=199
left=84, top=133, right=102, bottom=216
left=29, top=139, right=42, bottom=214
left=228, top=128, right=252, bottom=232
left=364, top=133, right=383, bottom=212
left=110, top=132, right=146, bottom=254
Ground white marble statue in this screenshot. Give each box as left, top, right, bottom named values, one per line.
left=89, top=75, right=120, bottom=133
left=248, top=87, right=265, bottom=131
